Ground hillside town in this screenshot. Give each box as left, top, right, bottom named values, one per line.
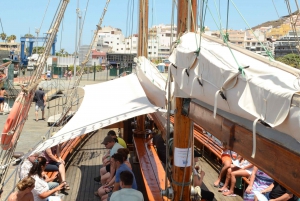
left=1, top=13, right=300, bottom=68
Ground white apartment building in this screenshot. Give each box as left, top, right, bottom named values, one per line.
left=94, top=24, right=178, bottom=59
left=96, top=26, right=126, bottom=53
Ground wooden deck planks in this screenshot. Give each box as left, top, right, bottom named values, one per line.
left=198, top=156, right=243, bottom=201
left=64, top=129, right=108, bottom=201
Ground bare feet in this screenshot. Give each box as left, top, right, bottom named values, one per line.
left=223, top=190, right=234, bottom=196
left=218, top=187, right=228, bottom=192
left=213, top=180, right=220, bottom=187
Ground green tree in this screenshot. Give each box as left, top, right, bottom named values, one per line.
left=0, top=32, right=6, bottom=42
left=26, top=46, right=44, bottom=54
left=56, top=49, right=69, bottom=57
left=276, top=53, right=300, bottom=69
left=24, top=33, right=34, bottom=38
left=6, top=35, right=15, bottom=42
left=10, top=34, right=16, bottom=41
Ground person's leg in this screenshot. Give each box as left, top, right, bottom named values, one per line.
left=100, top=165, right=108, bottom=176
left=101, top=194, right=108, bottom=201
left=101, top=172, right=111, bottom=185
left=96, top=186, right=106, bottom=197
left=201, top=189, right=215, bottom=201
left=214, top=155, right=232, bottom=186
left=41, top=106, right=45, bottom=119
left=35, top=105, right=39, bottom=121
left=58, top=163, right=68, bottom=188
left=48, top=182, right=59, bottom=190
left=223, top=169, right=250, bottom=196
left=219, top=167, right=232, bottom=191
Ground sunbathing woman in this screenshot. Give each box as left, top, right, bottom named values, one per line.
left=219, top=158, right=254, bottom=196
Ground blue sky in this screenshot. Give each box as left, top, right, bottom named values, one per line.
left=0, top=0, right=296, bottom=53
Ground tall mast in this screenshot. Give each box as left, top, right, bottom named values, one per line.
left=137, top=0, right=148, bottom=57
left=137, top=0, right=148, bottom=131
left=173, top=0, right=197, bottom=200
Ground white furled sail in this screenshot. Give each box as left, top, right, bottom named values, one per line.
left=136, top=56, right=167, bottom=108
left=169, top=32, right=300, bottom=142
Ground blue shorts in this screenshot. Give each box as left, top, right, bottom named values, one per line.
left=0, top=97, right=4, bottom=103
left=44, top=161, right=61, bottom=172
left=47, top=74, right=51, bottom=78
left=264, top=192, right=270, bottom=200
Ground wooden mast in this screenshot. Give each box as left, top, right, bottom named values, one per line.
left=136, top=0, right=148, bottom=131
left=173, top=0, right=197, bottom=200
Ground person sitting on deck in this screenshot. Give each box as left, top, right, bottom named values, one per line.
left=110, top=170, right=144, bottom=201
left=94, top=136, right=123, bottom=183
left=20, top=153, right=58, bottom=190
left=20, top=153, right=40, bottom=180
left=94, top=130, right=125, bottom=182
left=100, top=148, right=131, bottom=186
left=43, top=142, right=70, bottom=190
left=243, top=166, right=274, bottom=201
left=148, top=129, right=173, bottom=167
left=213, top=144, right=233, bottom=188
left=7, top=176, right=35, bottom=201
left=193, top=150, right=215, bottom=201
left=28, top=156, right=64, bottom=201
left=219, top=157, right=254, bottom=196
left=96, top=153, right=137, bottom=201
left=255, top=181, right=298, bottom=201
left=107, top=130, right=127, bottom=148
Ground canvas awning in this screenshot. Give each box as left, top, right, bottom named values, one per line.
left=33, top=74, right=158, bottom=153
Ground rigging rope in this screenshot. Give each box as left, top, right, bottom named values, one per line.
left=285, top=0, right=300, bottom=56
left=224, top=0, right=230, bottom=42
left=228, top=0, right=274, bottom=60
left=205, top=2, right=244, bottom=76
left=39, top=0, right=51, bottom=32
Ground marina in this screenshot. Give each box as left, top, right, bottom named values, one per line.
left=0, top=0, right=300, bottom=201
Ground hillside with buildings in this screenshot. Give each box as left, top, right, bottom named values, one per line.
left=2, top=12, right=300, bottom=68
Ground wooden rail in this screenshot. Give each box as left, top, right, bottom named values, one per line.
left=133, top=136, right=169, bottom=201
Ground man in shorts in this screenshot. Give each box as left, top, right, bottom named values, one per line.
left=34, top=87, right=46, bottom=121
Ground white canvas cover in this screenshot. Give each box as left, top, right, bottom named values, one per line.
left=136, top=56, right=167, bottom=108
left=33, top=74, right=158, bottom=153
left=169, top=32, right=300, bottom=142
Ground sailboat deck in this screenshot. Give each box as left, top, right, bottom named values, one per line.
left=64, top=129, right=149, bottom=201
left=64, top=129, right=244, bottom=201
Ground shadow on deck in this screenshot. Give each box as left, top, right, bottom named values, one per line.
left=64, top=129, right=148, bottom=201
left=64, top=128, right=243, bottom=201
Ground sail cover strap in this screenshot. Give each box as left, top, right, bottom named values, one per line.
left=251, top=118, right=260, bottom=158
